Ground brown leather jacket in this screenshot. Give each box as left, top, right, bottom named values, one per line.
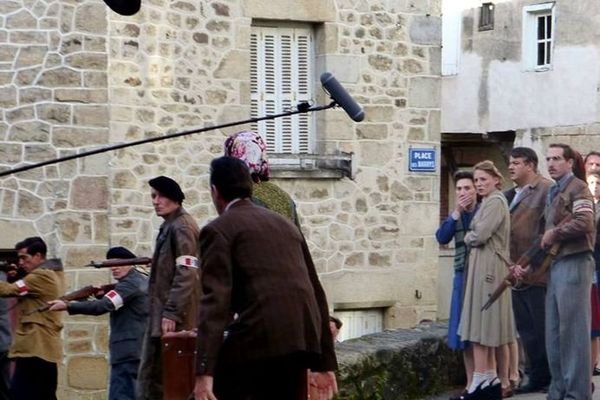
left=148, top=207, right=200, bottom=337
left=545, top=174, right=596, bottom=259
left=505, top=176, right=552, bottom=285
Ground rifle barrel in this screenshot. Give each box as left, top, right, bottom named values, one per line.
left=87, top=257, right=152, bottom=268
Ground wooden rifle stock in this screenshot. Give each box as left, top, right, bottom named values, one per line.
left=87, top=257, right=152, bottom=268
left=28, top=283, right=116, bottom=315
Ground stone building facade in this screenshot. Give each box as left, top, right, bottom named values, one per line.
left=438, top=0, right=600, bottom=317
left=0, top=0, right=442, bottom=397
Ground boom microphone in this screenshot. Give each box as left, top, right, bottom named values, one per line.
left=320, top=72, right=365, bottom=122
left=103, top=0, right=141, bottom=16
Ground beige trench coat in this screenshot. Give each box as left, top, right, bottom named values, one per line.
left=459, top=190, right=516, bottom=347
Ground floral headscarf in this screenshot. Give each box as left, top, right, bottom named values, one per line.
left=224, top=130, right=270, bottom=181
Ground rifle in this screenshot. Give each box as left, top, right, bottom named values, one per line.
left=27, top=283, right=116, bottom=315
left=0, top=261, right=25, bottom=283
left=481, top=239, right=560, bottom=311
left=86, top=257, right=152, bottom=268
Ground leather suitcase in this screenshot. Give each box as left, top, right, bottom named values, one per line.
left=161, top=333, right=197, bottom=400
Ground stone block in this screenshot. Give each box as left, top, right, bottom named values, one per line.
left=52, top=127, right=109, bottom=147
left=17, top=191, right=44, bottom=218
left=75, top=3, right=107, bottom=34
left=67, top=356, right=108, bottom=390
left=0, top=86, right=17, bottom=108
left=37, top=67, right=82, bottom=87
left=317, top=55, right=360, bottom=83
left=213, top=50, right=249, bottom=79
left=71, top=176, right=109, bottom=210
left=409, top=15, right=442, bottom=45
left=6, top=10, right=37, bottom=29
left=6, top=105, right=35, bottom=123
left=0, top=72, right=13, bottom=86
left=15, top=46, right=47, bottom=68
left=8, top=121, right=50, bottom=142
left=56, top=212, right=93, bottom=243
left=24, top=144, right=56, bottom=162
left=73, top=105, right=109, bottom=128
left=0, top=1, right=21, bottom=15
left=55, top=89, right=108, bottom=103
left=0, top=143, right=23, bottom=164
left=9, top=31, right=47, bottom=45
left=357, top=124, right=388, bottom=140
left=0, top=219, right=36, bottom=248
left=37, top=103, right=71, bottom=124
left=244, top=0, right=336, bottom=21
left=363, top=105, right=395, bottom=122
left=408, top=77, right=441, bottom=108
left=62, top=246, right=108, bottom=269
left=19, top=87, right=52, bottom=104
left=65, top=53, right=108, bottom=70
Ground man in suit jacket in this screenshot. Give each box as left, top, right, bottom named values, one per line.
left=193, top=156, right=338, bottom=400
left=505, top=147, right=552, bottom=393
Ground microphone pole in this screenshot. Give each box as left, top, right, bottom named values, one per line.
left=0, top=102, right=336, bottom=178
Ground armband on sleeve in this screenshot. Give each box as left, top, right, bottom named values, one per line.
left=175, top=255, right=199, bottom=269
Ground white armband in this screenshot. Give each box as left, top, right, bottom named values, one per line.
left=176, top=255, right=198, bottom=269
left=105, top=290, right=124, bottom=310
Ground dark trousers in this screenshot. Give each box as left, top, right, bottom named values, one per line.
left=512, top=285, right=550, bottom=386
left=10, top=357, right=57, bottom=400
left=214, top=354, right=308, bottom=400
left=0, top=351, right=9, bottom=400
left=110, top=360, right=140, bottom=400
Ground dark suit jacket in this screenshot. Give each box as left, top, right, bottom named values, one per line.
left=195, top=199, right=337, bottom=375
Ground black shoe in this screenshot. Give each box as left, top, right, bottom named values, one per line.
left=514, top=382, right=549, bottom=394
left=594, top=366, right=600, bottom=376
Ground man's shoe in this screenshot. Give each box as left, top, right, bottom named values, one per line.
left=514, top=383, right=548, bottom=394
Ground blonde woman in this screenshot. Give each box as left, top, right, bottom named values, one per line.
left=459, top=160, right=516, bottom=399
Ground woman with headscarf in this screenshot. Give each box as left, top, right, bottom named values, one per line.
left=459, top=160, right=515, bottom=400
left=224, top=130, right=300, bottom=229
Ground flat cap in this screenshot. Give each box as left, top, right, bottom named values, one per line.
left=103, top=0, right=141, bottom=16
left=148, top=176, right=185, bottom=203
left=106, top=246, right=136, bottom=259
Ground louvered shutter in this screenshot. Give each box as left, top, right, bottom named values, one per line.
left=250, top=26, right=314, bottom=154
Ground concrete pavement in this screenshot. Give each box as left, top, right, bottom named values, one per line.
left=426, top=375, right=600, bottom=400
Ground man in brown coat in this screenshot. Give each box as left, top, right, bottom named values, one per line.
left=193, top=157, right=338, bottom=400
left=505, top=147, right=552, bottom=393
left=0, top=237, right=64, bottom=400
left=137, top=176, right=201, bottom=400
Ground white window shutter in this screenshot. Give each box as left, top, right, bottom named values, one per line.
left=250, top=25, right=314, bottom=154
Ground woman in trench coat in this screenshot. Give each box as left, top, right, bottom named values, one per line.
left=459, top=160, right=516, bottom=400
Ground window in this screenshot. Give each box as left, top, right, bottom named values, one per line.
left=250, top=24, right=314, bottom=154
left=522, top=3, right=555, bottom=71
left=479, top=3, right=494, bottom=31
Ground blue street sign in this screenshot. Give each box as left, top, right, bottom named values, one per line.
left=409, top=148, right=436, bottom=172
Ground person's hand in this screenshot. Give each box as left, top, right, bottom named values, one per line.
left=509, top=265, right=526, bottom=280
left=541, top=229, right=556, bottom=248
left=194, top=375, right=217, bottom=400
left=47, top=300, right=67, bottom=311
left=457, top=193, right=473, bottom=211
left=161, top=317, right=176, bottom=335
left=309, top=371, right=338, bottom=400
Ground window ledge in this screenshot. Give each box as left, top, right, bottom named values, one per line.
left=269, top=152, right=352, bottom=180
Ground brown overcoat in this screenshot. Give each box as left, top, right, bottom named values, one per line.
left=195, top=200, right=337, bottom=376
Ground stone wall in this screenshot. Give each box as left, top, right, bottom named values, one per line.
left=0, top=0, right=442, bottom=397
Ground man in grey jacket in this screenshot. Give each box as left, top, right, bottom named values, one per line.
left=48, top=246, right=148, bottom=400
left=137, top=176, right=201, bottom=400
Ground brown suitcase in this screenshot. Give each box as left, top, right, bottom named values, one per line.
left=161, top=333, right=197, bottom=400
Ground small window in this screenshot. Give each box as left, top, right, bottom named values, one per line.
left=479, top=3, right=494, bottom=31
left=522, top=3, right=555, bottom=71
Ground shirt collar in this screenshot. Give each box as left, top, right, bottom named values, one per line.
left=224, top=198, right=242, bottom=213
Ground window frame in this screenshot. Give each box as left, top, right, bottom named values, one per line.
left=250, top=22, right=316, bottom=156
left=522, top=3, right=555, bottom=72
left=479, top=2, right=495, bottom=31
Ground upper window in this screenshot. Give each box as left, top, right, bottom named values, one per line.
left=250, top=24, right=315, bottom=154
left=479, top=3, right=495, bottom=31
left=522, top=3, right=555, bottom=71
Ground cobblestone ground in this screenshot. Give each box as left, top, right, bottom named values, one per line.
left=425, top=375, right=600, bottom=400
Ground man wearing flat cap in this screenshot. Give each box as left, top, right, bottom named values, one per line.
left=137, top=176, right=201, bottom=400
left=48, top=246, right=148, bottom=400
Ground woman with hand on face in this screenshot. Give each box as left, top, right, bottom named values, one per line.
left=459, top=160, right=515, bottom=400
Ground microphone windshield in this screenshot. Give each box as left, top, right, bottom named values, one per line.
left=320, top=72, right=365, bottom=122
left=103, top=0, right=141, bottom=16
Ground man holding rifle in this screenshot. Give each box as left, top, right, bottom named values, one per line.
left=513, top=144, right=595, bottom=399
left=0, top=236, right=64, bottom=400
left=138, top=176, right=201, bottom=400
left=505, top=147, right=552, bottom=393
left=48, top=246, right=149, bottom=400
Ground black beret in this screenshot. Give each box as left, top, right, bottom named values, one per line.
left=148, top=176, right=185, bottom=203
left=103, top=0, right=141, bottom=16
left=106, top=246, right=136, bottom=259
